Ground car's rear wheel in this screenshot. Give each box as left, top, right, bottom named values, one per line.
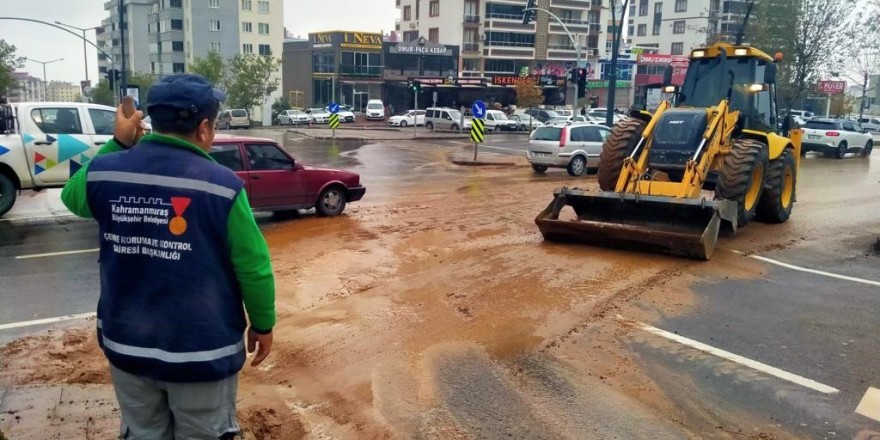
left=425, top=122, right=434, bottom=130
left=316, top=187, right=347, bottom=217
left=0, top=173, right=16, bottom=217
left=836, top=141, right=848, bottom=159
left=531, top=164, right=548, bottom=174
left=451, top=123, right=460, bottom=131
left=567, top=155, right=587, bottom=176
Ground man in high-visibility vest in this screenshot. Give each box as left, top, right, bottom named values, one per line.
left=62, top=74, right=276, bottom=439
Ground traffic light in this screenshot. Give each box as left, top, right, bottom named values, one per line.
left=522, top=0, right=537, bottom=24
left=410, top=79, right=421, bottom=93
left=569, top=67, right=578, bottom=83
left=577, top=68, right=587, bottom=98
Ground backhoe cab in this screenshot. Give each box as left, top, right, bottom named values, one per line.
left=535, top=43, right=802, bottom=260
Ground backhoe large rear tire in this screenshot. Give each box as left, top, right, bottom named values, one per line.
left=756, top=148, right=796, bottom=223
left=715, top=138, right=769, bottom=227
left=598, top=119, right=645, bottom=191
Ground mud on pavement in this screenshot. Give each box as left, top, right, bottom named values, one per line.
left=1, top=157, right=805, bottom=439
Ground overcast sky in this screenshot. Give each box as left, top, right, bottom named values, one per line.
left=4, top=0, right=399, bottom=84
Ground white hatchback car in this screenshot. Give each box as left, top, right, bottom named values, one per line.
left=527, top=122, right=612, bottom=176
left=387, top=110, right=426, bottom=127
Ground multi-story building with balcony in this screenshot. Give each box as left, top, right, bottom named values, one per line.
left=7, top=73, right=45, bottom=103
left=395, top=0, right=612, bottom=107
left=627, top=0, right=746, bottom=56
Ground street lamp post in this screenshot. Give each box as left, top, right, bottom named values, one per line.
left=523, top=7, right=582, bottom=111
left=54, top=21, right=100, bottom=85
left=25, top=57, right=64, bottom=101
left=0, top=17, right=118, bottom=104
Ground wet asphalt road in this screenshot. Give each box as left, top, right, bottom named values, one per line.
left=1, top=127, right=879, bottom=437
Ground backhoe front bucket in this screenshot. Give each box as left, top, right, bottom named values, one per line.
left=535, top=188, right=738, bottom=260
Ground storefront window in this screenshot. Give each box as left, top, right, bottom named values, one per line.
left=312, top=52, right=335, bottom=73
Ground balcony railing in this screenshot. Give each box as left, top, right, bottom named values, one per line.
left=547, top=44, right=576, bottom=50
left=558, top=18, right=590, bottom=26
left=487, top=13, right=523, bottom=20
left=463, top=14, right=480, bottom=23
left=463, top=42, right=480, bottom=52
left=485, top=41, right=535, bottom=48
left=339, top=65, right=382, bottom=76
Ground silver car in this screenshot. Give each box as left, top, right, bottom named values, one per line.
left=305, top=108, right=330, bottom=124
left=527, top=122, right=612, bottom=176
left=277, top=109, right=309, bottom=125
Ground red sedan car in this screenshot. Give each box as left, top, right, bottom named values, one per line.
left=209, top=135, right=365, bottom=216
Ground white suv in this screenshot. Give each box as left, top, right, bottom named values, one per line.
left=527, top=122, right=612, bottom=176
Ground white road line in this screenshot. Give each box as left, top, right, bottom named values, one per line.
left=856, top=387, right=880, bottom=422
left=0, top=312, right=96, bottom=331
left=637, top=322, right=840, bottom=395
left=15, top=248, right=99, bottom=260
left=745, top=254, right=880, bottom=287
left=480, top=145, right=526, bottom=154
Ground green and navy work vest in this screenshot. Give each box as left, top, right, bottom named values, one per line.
left=86, top=139, right=246, bottom=383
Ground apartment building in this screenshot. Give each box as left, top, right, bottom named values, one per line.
left=627, top=0, right=746, bottom=56
left=7, top=73, right=45, bottom=103
left=397, top=0, right=608, bottom=78
left=97, top=0, right=284, bottom=76
left=47, top=81, right=83, bottom=102
left=96, top=0, right=153, bottom=76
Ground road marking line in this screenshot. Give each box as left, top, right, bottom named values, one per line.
left=480, top=145, right=526, bottom=154
left=0, top=312, right=96, bottom=331
left=637, top=321, right=840, bottom=394
left=856, top=387, right=880, bottom=422
left=745, top=254, right=880, bottom=287
left=15, top=248, right=99, bottom=260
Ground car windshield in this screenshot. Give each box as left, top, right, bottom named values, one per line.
left=231, top=110, right=247, bottom=117
left=804, top=120, right=838, bottom=130
left=543, top=110, right=560, bottom=119
left=367, top=103, right=383, bottom=110
left=447, top=110, right=462, bottom=120
left=492, top=112, right=509, bottom=120
left=532, top=126, right=563, bottom=141
left=546, top=117, right=569, bottom=124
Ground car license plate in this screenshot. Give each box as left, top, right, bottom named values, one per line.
left=807, top=134, right=820, bottom=139
left=534, top=152, right=550, bottom=157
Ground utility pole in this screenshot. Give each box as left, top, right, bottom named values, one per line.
left=118, top=0, right=127, bottom=101
left=605, top=0, right=630, bottom=127
left=523, top=1, right=582, bottom=112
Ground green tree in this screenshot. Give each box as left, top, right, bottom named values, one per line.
left=271, top=95, right=290, bottom=123
left=0, top=40, right=25, bottom=98
left=224, top=54, right=280, bottom=116
left=189, top=51, right=225, bottom=86
left=91, top=79, right=115, bottom=106
left=515, top=82, right=545, bottom=109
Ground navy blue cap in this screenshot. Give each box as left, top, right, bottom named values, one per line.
left=147, top=74, right=226, bottom=122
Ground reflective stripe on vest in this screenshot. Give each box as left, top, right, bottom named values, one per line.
left=97, top=320, right=244, bottom=364
left=88, top=171, right=237, bottom=200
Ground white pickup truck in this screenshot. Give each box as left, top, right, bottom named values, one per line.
left=801, top=118, right=873, bottom=159
left=0, top=102, right=117, bottom=216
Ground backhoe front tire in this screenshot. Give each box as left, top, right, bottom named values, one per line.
left=598, top=119, right=645, bottom=191
left=757, top=148, right=796, bottom=223
left=715, top=138, right=769, bottom=227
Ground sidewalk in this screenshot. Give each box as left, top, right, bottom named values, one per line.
left=0, top=384, right=119, bottom=439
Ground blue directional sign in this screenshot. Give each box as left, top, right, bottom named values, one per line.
left=328, top=102, right=340, bottom=114
left=471, top=100, right=487, bottom=119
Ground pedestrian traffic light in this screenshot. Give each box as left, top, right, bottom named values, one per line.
left=411, top=79, right=421, bottom=93
left=522, top=0, right=537, bottom=24
left=569, top=68, right=578, bottom=83
left=577, top=69, right=588, bottom=98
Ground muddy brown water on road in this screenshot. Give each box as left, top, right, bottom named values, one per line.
left=1, top=146, right=876, bottom=439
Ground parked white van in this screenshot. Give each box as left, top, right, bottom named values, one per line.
left=365, top=99, right=386, bottom=120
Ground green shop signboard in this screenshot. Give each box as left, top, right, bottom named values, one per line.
left=586, top=80, right=631, bottom=89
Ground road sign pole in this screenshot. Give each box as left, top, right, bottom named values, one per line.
left=414, top=92, right=418, bottom=138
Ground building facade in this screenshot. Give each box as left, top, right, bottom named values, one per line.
left=47, top=81, right=83, bottom=102
left=97, top=0, right=284, bottom=77
left=395, top=0, right=611, bottom=106
left=627, top=0, right=746, bottom=56
left=7, top=73, right=45, bottom=103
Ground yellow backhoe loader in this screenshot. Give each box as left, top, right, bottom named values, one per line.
left=535, top=43, right=802, bottom=260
